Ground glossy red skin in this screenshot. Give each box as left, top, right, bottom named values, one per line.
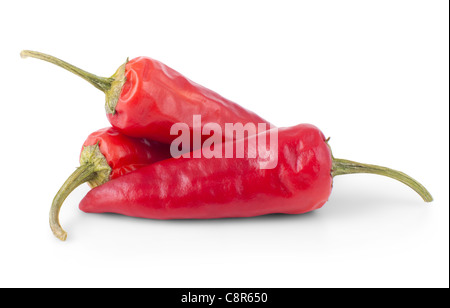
left=82, top=127, right=171, bottom=180
left=107, top=57, right=272, bottom=144
left=79, top=124, right=333, bottom=219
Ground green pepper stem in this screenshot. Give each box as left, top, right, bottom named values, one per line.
left=20, top=50, right=113, bottom=92
left=20, top=50, right=128, bottom=114
left=332, top=158, right=433, bottom=202
left=50, top=164, right=97, bottom=241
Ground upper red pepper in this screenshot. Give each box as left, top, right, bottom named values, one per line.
left=110, top=56, right=272, bottom=144
left=21, top=51, right=272, bottom=146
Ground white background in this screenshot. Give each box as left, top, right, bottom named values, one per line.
left=0, top=0, right=448, bottom=288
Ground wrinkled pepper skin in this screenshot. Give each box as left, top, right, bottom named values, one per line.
left=79, top=124, right=333, bottom=219
left=109, top=57, right=272, bottom=144
left=83, top=127, right=171, bottom=180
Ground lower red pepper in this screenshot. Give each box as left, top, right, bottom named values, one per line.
left=79, top=124, right=432, bottom=221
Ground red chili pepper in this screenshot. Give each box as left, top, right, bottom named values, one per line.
left=77, top=124, right=432, bottom=225
left=20, top=50, right=272, bottom=145
left=50, top=127, right=171, bottom=240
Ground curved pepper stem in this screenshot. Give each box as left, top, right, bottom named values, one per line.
left=50, top=164, right=97, bottom=241
left=20, top=50, right=127, bottom=114
left=332, top=158, right=433, bottom=202
left=50, top=144, right=111, bottom=241
left=20, top=50, right=112, bottom=92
